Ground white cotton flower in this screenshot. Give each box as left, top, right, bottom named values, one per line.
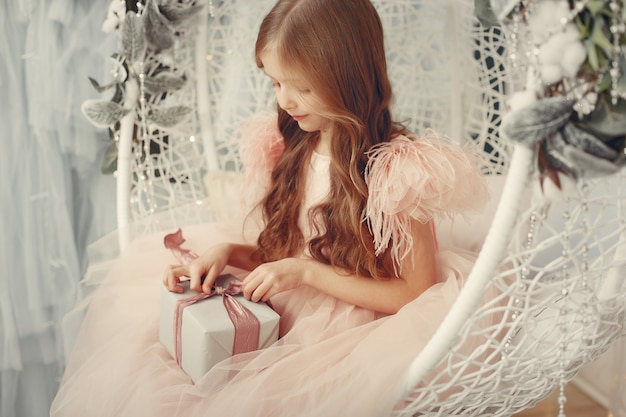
left=527, top=0, right=572, bottom=43
left=102, top=19, right=117, bottom=33
left=102, top=0, right=126, bottom=33
left=537, top=26, right=579, bottom=65
left=538, top=44, right=562, bottom=66
left=541, top=64, right=564, bottom=84
left=155, top=52, right=175, bottom=68
left=508, top=90, right=537, bottom=111
left=529, top=2, right=586, bottom=86
left=561, top=41, right=587, bottom=78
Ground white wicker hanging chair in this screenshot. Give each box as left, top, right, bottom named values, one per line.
left=109, top=0, right=626, bottom=415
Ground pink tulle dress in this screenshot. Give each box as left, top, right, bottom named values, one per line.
left=50, top=115, right=490, bottom=417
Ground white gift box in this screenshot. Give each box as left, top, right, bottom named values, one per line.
left=159, top=274, right=280, bottom=383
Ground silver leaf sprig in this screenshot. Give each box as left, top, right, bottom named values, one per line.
left=475, top=0, right=626, bottom=191
left=82, top=0, right=204, bottom=174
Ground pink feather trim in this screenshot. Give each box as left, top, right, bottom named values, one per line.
left=236, top=112, right=285, bottom=204
left=365, top=132, right=489, bottom=268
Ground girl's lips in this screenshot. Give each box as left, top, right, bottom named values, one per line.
left=292, top=114, right=308, bottom=121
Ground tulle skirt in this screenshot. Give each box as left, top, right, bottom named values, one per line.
left=50, top=222, right=481, bottom=417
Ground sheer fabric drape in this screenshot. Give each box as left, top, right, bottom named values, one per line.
left=1, top=1, right=116, bottom=416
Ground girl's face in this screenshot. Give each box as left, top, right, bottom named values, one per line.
left=260, top=49, right=332, bottom=138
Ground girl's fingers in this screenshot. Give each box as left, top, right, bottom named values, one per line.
left=243, top=272, right=271, bottom=302
left=253, top=280, right=274, bottom=302
left=163, top=265, right=188, bottom=293
left=201, top=266, right=221, bottom=294
left=242, top=271, right=259, bottom=299
left=188, top=263, right=206, bottom=292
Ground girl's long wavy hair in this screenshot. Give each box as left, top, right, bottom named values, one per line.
left=254, top=0, right=407, bottom=279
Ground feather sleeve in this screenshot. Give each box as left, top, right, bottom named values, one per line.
left=365, top=132, right=489, bottom=268
left=236, top=112, right=285, bottom=205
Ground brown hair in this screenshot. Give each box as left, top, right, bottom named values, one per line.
left=254, top=0, right=407, bottom=279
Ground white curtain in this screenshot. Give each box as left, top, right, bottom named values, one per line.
left=1, top=1, right=116, bottom=416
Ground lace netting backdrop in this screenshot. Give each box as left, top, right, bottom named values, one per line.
left=69, top=0, right=626, bottom=416
left=114, top=0, right=512, bottom=244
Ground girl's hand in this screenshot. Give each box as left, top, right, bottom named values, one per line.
left=242, top=258, right=306, bottom=302
left=162, top=244, right=231, bottom=294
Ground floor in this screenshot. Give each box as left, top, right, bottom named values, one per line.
left=514, top=383, right=610, bottom=417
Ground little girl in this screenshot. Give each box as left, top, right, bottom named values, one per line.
left=51, top=0, right=489, bottom=416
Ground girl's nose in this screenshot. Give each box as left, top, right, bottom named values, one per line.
left=276, top=87, right=295, bottom=111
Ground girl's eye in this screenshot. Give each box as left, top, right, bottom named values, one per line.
left=299, top=89, right=311, bottom=94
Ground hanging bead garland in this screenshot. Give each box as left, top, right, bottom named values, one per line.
left=610, top=0, right=625, bottom=105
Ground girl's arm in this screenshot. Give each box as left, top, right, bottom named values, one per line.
left=163, top=242, right=262, bottom=294
left=306, top=220, right=436, bottom=313
left=243, top=219, right=437, bottom=315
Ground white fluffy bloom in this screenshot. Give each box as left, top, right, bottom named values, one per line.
left=540, top=64, right=564, bottom=84
left=537, top=27, right=579, bottom=66
left=527, top=0, right=571, bottom=43
left=527, top=1, right=587, bottom=85
left=102, top=0, right=126, bottom=33
left=561, top=41, right=587, bottom=78
left=508, top=90, right=537, bottom=111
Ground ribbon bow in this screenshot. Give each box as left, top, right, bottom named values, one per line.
left=164, top=229, right=261, bottom=366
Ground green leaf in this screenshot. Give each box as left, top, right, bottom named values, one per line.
left=586, top=39, right=600, bottom=70
left=120, top=11, right=146, bottom=64
left=591, top=19, right=613, bottom=57
left=147, top=105, right=192, bottom=128
left=143, top=72, right=187, bottom=95
left=598, top=72, right=612, bottom=92
left=577, top=96, right=626, bottom=139
left=586, top=0, right=608, bottom=16
left=617, top=55, right=626, bottom=94
left=101, top=141, right=118, bottom=175
left=82, top=99, right=130, bottom=128
left=575, top=15, right=591, bottom=40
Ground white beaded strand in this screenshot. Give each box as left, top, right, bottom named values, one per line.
left=208, top=0, right=215, bottom=18
left=508, top=3, right=523, bottom=71
left=609, top=0, right=625, bottom=104
left=579, top=181, right=592, bottom=364
left=556, top=204, right=574, bottom=417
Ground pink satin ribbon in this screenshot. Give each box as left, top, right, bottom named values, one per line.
left=164, top=228, right=199, bottom=265
left=164, top=229, right=261, bottom=366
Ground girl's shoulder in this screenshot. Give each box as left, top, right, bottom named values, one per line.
left=365, top=130, right=490, bottom=263
left=365, top=130, right=489, bottom=222
left=365, top=131, right=488, bottom=222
